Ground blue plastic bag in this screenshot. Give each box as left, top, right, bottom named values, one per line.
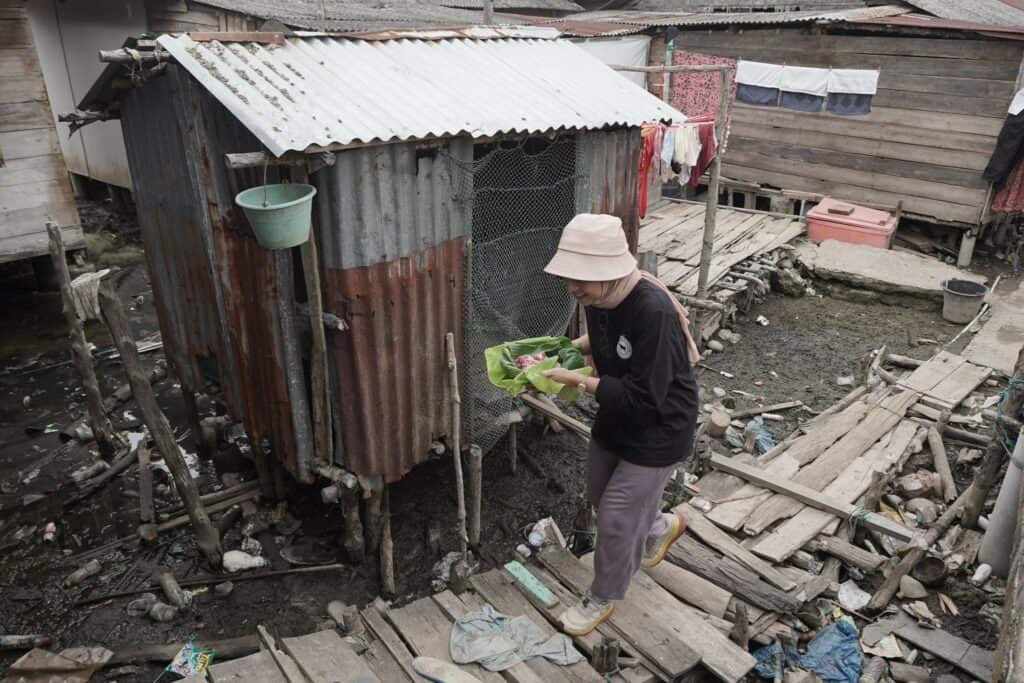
left=752, top=621, right=862, bottom=683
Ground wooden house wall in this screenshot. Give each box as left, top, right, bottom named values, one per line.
left=673, top=28, right=1024, bottom=226
left=145, top=0, right=255, bottom=34
left=0, top=0, right=79, bottom=263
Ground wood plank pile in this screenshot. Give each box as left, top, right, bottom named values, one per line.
left=638, top=199, right=805, bottom=342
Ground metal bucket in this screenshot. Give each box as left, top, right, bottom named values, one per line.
left=941, top=279, right=987, bottom=324
left=235, top=183, right=317, bottom=250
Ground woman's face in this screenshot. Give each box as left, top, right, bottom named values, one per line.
left=564, top=279, right=606, bottom=306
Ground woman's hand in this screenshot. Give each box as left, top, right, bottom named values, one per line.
left=572, top=334, right=591, bottom=356
left=542, top=368, right=597, bottom=395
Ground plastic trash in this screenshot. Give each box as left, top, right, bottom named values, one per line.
left=148, top=602, right=179, bottom=622
left=64, top=559, right=102, bottom=587
left=222, top=550, right=269, bottom=572
left=126, top=593, right=159, bottom=616
left=753, top=620, right=862, bottom=682
left=527, top=518, right=567, bottom=549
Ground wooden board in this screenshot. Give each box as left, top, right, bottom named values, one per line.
left=743, top=391, right=918, bottom=536
left=963, top=279, right=1024, bottom=376
left=747, top=420, right=919, bottom=562
left=538, top=547, right=701, bottom=680
left=644, top=559, right=733, bottom=619
left=676, top=503, right=797, bottom=591
left=706, top=453, right=800, bottom=532
left=387, top=598, right=504, bottom=683
left=207, top=651, right=286, bottom=682
left=786, top=401, right=871, bottom=465
left=363, top=639, right=412, bottom=682
left=361, top=604, right=419, bottom=681
left=812, top=242, right=987, bottom=300
left=890, top=614, right=993, bottom=681
left=900, top=350, right=967, bottom=393
left=281, top=630, right=380, bottom=683
left=469, top=570, right=603, bottom=683
left=927, top=361, right=991, bottom=408
left=666, top=536, right=802, bottom=614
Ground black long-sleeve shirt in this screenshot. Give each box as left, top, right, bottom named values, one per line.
left=587, top=279, right=700, bottom=468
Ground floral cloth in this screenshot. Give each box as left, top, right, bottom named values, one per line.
left=669, top=50, right=736, bottom=152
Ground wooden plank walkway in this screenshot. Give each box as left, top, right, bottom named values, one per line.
left=963, top=279, right=1024, bottom=376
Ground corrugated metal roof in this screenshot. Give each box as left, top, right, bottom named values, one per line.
left=156, top=34, right=684, bottom=156
left=857, top=11, right=1024, bottom=35
left=513, top=15, right=648, bottom=35
left=901, top=0, right=1024, bottom=27
left=437, top=0, right=583, bottom=11
left=631, top=0, right=865, bottom=10
left=195, top=0, right=505, bottom=31
left=570, top=5, right=908, bottom=25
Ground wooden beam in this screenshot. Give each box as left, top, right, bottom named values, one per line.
left=519, top=393, right=591, bottom=440
left=710, top=453, right=915, bottom=543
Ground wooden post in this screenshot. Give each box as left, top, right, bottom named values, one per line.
left=446, top=332, right=470, bottom=562
left=929, top=423, right=957, bottom=503
left=180, top=387, right=210, bottom=460
left=693, top=68, right=731, bottom=340
left=995, top=453, right=1024, bottom=681
left=362, top=475, right=384, bottom=554
left=339, top=472, right=365, bottom=564
left=380, top=486, right=396, bottom=596
left=646, top=33, right=666, bottom=99
left=138, top=440, right=154, bottom=525
left=508, top=423, right=518, bottom=475
left=963, top=346, right=1024, bottom=528
left=291, top=167, right=333, bottom=471
left=468, top=444, right=483, bottom=548
left=98, top=283, right=222, bottom=566
left=46, top=223, right=118, bottom=454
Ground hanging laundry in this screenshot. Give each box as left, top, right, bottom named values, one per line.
left=669, top=50, right=736, bottom=151
left=780, top=65, right=828, bottom=113
left=985, top=107, right=1024, bottom=189
left=686, top=116, right=717, bottom=188
left=637, top=124, right=660, bottom=218
left=660, top=125, right=677, bottom=183
left=673, top=123, right=701, bottom=180
left=735, top=61, right=782, bottom=107
left=826, top=69, right=879, bottom=115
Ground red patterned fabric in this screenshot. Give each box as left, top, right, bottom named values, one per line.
left=669, top=50, right=737, bottom=151
left=638, top=124, right=660, bottom=217
left=993, top=158, right=1024, bottom=213
left=686, top=115, right=717, bottom=188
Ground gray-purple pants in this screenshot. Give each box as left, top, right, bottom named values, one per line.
left=588, top=438, right=676, bottom=600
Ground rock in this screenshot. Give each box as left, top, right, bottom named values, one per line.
left=971, top=564, right=993, bottom=586
left=317, top=619, right=337, bottom=632
left=883, top=494, right=903, bottom=508
left=712, top=387, right=728, bottom=399
left=904, top=498, right=938, bottom=524
left=126, top=593, right=159, bottom=617
left=213, top=581, right=234, bottom=597
left=327, top=599, right=348, bottom=626
left=838, top=580, right=871, bottom=611
left=889, top=663, right=930, bottom=683
left=898, top=575, right=929, bottom=600
left=836, top=375, right=855, bottom=387
left=772, top=267, right=806, bottom=297
left=896, top=473, right=931, bottom=498
left=934, top=676, right=959, bottom=683
left=137, top=524, right=159, bottom=543
left=148, top=602, right=179, bottom=622
left=707, top=410, right=731, bottom=438
left=957, top=448, right=983, bottom=465
left=222, top=550, right=269, bottom=573
left=707, top=339, right=725, bottom=352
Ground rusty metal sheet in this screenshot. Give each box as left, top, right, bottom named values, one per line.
left=576, top=128, right=642, bottom=252
left=324, top=240, right=464, bottom=482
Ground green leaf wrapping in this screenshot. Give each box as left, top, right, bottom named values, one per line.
left=484, top=336, right=592, bottom=402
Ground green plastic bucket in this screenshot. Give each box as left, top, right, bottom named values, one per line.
left=235, top=183, right=317, bottom=250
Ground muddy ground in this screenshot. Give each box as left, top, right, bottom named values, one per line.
left=0, top=202, right=1015, bottom=680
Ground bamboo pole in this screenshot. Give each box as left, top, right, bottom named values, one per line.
left=46, top=223, right=118, bottom=454
left=380, top=486, right=396, bottom=596
left=339, top=472, right=365, bottom=564
left=98, top=283, right=222, bottom=566
left=468, top=444, right=483, bottom=548
left=446, top=332, right=469, bottom=562
left=964, top=346, right=1024, bottom=528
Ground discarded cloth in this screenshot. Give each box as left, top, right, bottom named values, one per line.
left=69, top=269, right=111, bottom=322
left=450, top=604, right=584, bottom=672
left=753, top=620, right=862, bottom=682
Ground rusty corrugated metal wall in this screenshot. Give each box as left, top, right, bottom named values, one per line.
left=122, top=66, right=315, bottom=482
left=577, top=128, right=642, bottom=251
left=313, top=141, right=472, bottom=482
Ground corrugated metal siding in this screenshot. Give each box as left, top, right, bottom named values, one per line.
left=569, top=6, right=908, bottom=26
left=156, top=34, right=684, bottom=156
left=313, top=140, right=471, bottom=481
left=323, top=242, right=464, bottom=482
left=122, top=65, right=315, bottom=482
left=902, top=0, right=1024, bottom=26
left=576, top=128, right=642, bottom=252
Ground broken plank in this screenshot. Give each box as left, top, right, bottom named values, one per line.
left=676, top=503, right=797, bottom=591
left=927, top=361, right=991, bottom=408
left=504, top=560, right=558, bottom=609
left=280, top=630, right=379, bottom=683
left=898, top=350, right=966, bottom=394
left=805, top=535, right=884, bottom=573
left=730, top=400, right=804, bottom=419
left=387, top=598, right=504, bottom=683
left=747, top=421, right=920, bottom=563
left=538, top=546, right=701, bottom=680
left=590, top=556, right=756, bottom=683
left=363, top=639, right=412, bottom=682
left=666, top=535, right=802, bottom=614
left=644, top=560, right=733, bottom=618
left=743, top=391, right=918, bottom=536
left=207, top=651, right=287, bottom=682
left=693, top=453, right=758, bottom=503
left=891, top=614, right=993, bottom=681
left=362, top=604, right=423, bottom=681
left=706, top=454, right=799, bottom=532
left=784, top=401, right=870, bottom=465
left=469, top=571, right=603, bottom=683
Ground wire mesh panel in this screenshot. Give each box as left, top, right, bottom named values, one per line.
left=451, top=135, right=583, bottom=453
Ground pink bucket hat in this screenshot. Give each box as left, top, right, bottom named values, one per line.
left=543, top=213, right=636, bottom=282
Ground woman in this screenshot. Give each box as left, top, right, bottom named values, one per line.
left=540, top=213, right=701, bottom=636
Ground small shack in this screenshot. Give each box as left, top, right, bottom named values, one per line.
left=569, top=4, right=1024, bottom=264
left=79, top=29, right=680, bottom=495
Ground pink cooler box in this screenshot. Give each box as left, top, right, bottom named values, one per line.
left=806, top=197, right=897, bottom=249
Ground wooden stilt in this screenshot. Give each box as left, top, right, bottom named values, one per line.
left=98, top=283, right=222, bottom=566
left=468, top=444, right=483, bottom=548
left=339, top=472, right=365, bottom=564
left=380, top=486, right=396, bottom=597
left=964, top=347, right=1024, bottom=528
left=180, top=386, right=210, bottom=460
left=446, top=332, right=470, bottom=562
left=363, top=475, right=384, bottom=554
left=138, top=440, right=154, bottom=525
left=248, top=438, right=276, bottom=499
left=46, top=223, right=118, bottom=455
